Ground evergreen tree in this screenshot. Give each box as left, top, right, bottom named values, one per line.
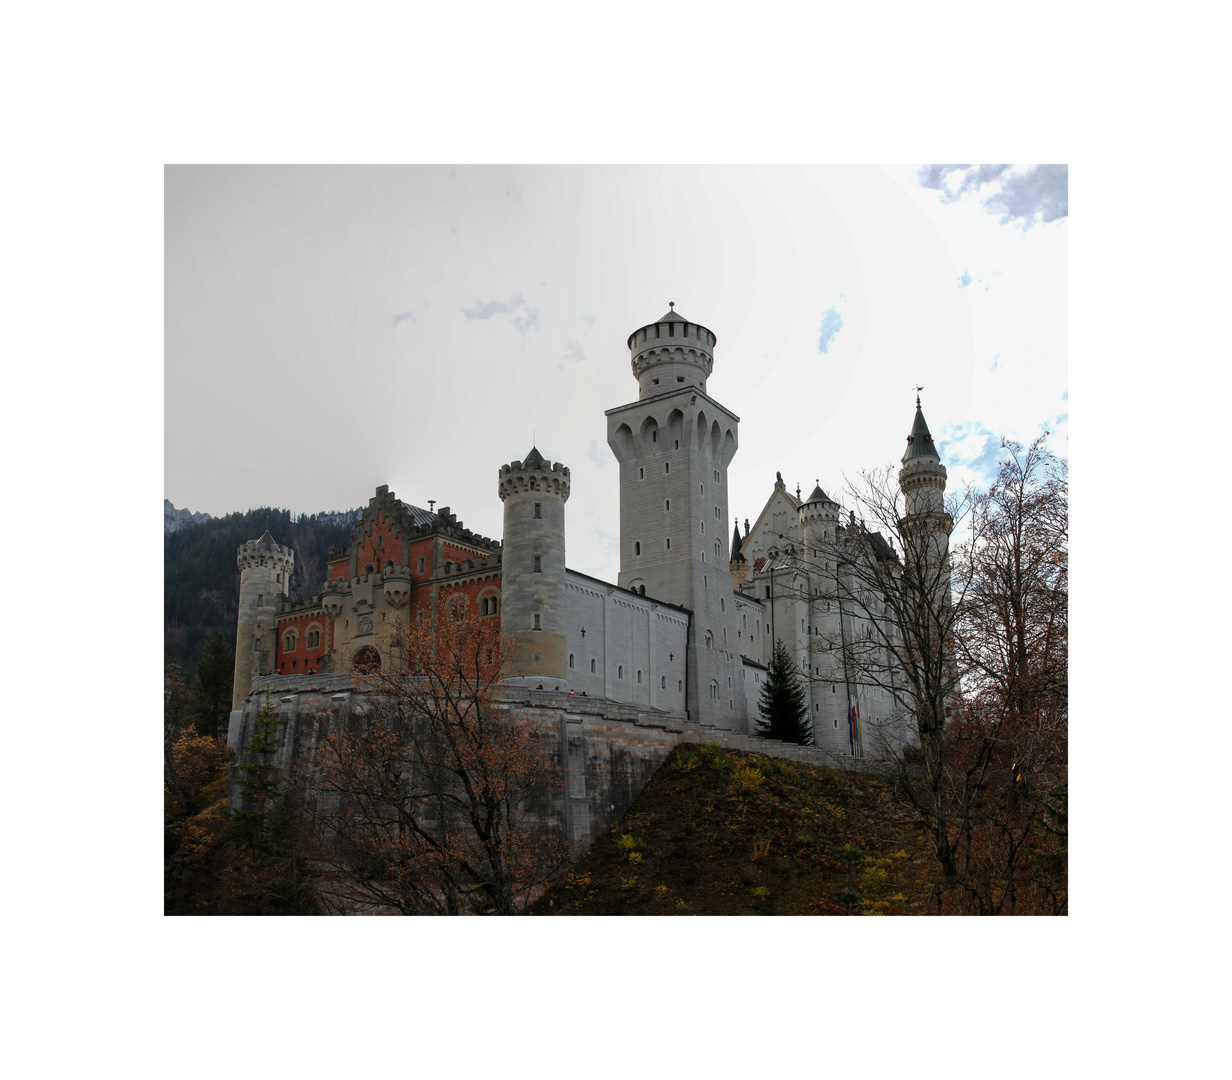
left=186, top=628, right=234, bottom=740
left=756, top=639, right=813, bottom=745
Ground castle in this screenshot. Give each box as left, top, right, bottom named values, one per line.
left=229, top=305, right=951, bottom=761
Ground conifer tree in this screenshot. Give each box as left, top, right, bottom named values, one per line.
left=186, top=627, right=234, bottom=740
left=757, top=639, right=813, bottom=745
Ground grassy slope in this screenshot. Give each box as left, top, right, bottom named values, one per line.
left=532, top=743, right=939, bottom=916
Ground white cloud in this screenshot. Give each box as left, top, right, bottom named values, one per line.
left=918, top=164, right=1068, bottom=228
left=461, top=294, right=541, bottom=336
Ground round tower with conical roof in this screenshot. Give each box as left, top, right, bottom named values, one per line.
left=898, top=396, right=953, bottom=601
left=231, top=530, right=295, bottom=711
left=498, top=447, right=571, bottom=683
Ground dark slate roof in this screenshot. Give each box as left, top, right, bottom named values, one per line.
left=731, top=523, right=744, bottom=560
left=255, top=529, right=277, bottom=550
left=903, top=404, right=941, bottom=463
left=658, top=308, right=687, bottom=323
left=398, top=502, right=441, bottom=528
left=805, top=483, right=829, bottom=504
left=523, top=445, right=545, bottom=469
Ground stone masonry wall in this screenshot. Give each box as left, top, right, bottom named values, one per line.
left=227, top=674, right=898, bottom=861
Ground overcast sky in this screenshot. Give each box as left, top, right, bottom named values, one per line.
left=166, top=164, right=1066, bottom=585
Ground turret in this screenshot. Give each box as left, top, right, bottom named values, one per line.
left=898, top=398, right=947, bottom=518
left=626, top=302, right=716, bottom=400
left=729, top=517, right=747, bottom=591
left=897, top=395, right=952, bottom=600
left=498, top=447, right=571, bottom=682
left=800, top=481, right=840, bottom=560
left=231, top=530, right=295, bottom=711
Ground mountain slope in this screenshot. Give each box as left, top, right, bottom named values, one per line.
left=164, top=506, right=359, bottom=680
left=531, top=743, right=938, bottom=915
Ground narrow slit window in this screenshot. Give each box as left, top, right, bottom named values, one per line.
left=534, top=503, right=541, bottom=518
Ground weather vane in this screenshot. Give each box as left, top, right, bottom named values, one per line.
left=914, top=384, right=924, bottom=406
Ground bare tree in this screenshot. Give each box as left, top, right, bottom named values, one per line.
left=794, top=434, right=1067, bottom=912
left=305, top=610, right=566, bottom=915
left=946, top=436, right=1068, bottom=913
left=803, top=467, right=975, bottom=886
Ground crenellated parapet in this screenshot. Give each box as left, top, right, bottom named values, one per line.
left=626, top=305, right=716, bottom=400
left=498, top=452, right=571, bottom=502
left=237, top=532, right=295, bottom=574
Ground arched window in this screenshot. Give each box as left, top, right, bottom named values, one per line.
left=283, top=633, right=296, bottom=652
left=569, top=653, right=575, bottom=668
left=634, top=541, right=641, bottom=556
left=661, top=675, right=666, bottom=689
left=618, top=665, right=624, bottom=679
left=590, top=658, right=596, bottom=673
left=678, top=680, right=683, bottom=692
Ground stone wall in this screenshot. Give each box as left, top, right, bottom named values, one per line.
left=227, top=674, right=897, bottom=861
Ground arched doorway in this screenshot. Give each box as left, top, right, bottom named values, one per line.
left=354, top=646, right=382, bottom=674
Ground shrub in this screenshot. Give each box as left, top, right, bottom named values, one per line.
left=672, top=754, right=700, bottom=774
left=697, top=743, right=729, bottom=773
left=837, top=842, right=864, bottom=865
left=731, top=765, right=765, bottom=793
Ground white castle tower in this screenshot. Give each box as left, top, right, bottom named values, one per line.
left=898, top=394, right=952, bottom=596
left=606, top=304, right=742, bottom=728
left=231, top=530, right=295, bottom=711
left=498, top=447, right=571, bottom=683
left=799, top=482, right=846, bottom=746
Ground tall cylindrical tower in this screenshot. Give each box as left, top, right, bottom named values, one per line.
left=799, top=483, right=844, bottom=748
left=498, top=447, right=570, bottom=683
left=898, top=397, right=953, bottom=602
left=232, top=530, right=294, bottom=710
left=626, top=303, right=716, bottom=400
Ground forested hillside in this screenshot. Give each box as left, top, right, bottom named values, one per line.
left=164, top=507, right=359, bottom=680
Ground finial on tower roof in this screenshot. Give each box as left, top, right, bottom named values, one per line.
left=669, top=301, right=674, bottom=310
left=428, top=500, right=435, bottom=512
left=796, top=482, right=801, bottom=499
left=914, top=384, right=924, bottom=407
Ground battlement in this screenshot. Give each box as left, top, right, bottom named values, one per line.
left=498, top=454, right=571, bottom=501
left=626, top=307, right=716, bottom=399
left=237, top=532, right=295, bottom=572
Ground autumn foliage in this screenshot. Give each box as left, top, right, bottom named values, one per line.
left=304, top=609, right=565, bottom=914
